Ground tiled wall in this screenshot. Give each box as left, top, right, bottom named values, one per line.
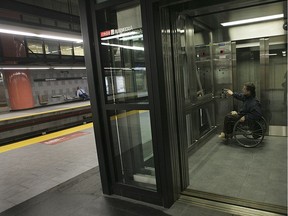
left=30, top=69, right=89, bottom=106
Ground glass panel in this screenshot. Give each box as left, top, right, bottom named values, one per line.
left=235, top=39, right=260, bottom=111
left=99, top=5, right=148, bottom=104
left=109, top=110, right=155, bottom=190
left=0, top=72, right=8, bottom=112
left=27, top=39, right=43, bottom=54
left=195, top=44, right=213, bottom=98
left=45, top=41, right=60, bottom=55
left=267, top=36, right=287, bottom=126
left=60, top=42, right=73, bottom=55
left=186, top=102, right=215, bottom=147
left=74, top=44, right=84, bottom=56
left=187, top=22, right=213, bottom=104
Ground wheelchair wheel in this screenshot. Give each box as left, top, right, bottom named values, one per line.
left=233, top=119, right=264, bottom=148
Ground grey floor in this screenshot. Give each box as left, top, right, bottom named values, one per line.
left=0, top=167, right=233, bottom=216
left=0, top=101, right=286, bottom=215
left=0, top=126, right=97, bottom=213
left=188, top=135, right=287, bottom=207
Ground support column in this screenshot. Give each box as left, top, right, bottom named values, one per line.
left=1, top=35, right=34, bottom=110
left=4, top=71, right=34, bottom=110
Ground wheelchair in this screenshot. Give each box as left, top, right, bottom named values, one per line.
left=231, top=116, right=267, bottom=148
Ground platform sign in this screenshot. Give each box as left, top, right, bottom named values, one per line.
left=100, top=26, right=133, bottom=38
left=41, top=131, right=88, bottom=145
left=100, top=30, right=111, bottom=38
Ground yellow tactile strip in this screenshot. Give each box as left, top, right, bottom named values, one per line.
left=0, top=109, right=149, bottom=153
left=0, top=123, right=93, bottom=154
left=0, top=104, right=90, bottom=122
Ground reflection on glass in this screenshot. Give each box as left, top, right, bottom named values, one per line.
left=186, top=103, right=215, bottom=147
left=60, top=43, right=73, bottom=55
left=195, top=44, right=213, bottom=99
left=235, top=40, right=260, bottom=112
left=45, top=41, right=59, bottom=55
left=104, top=67, right=147, bottom=103
left=101, top=26, right=147, bottom=103
left=116, top=76, right=126, bottom=93
left=182, top=22, right=214, bottom=104
left=109, top=110, right=155, bottom=189
left=74, top=44, right=84, bottom=56
left=27, top=39, right=43, bottom=54
left=266, top=38, right=287, bottom=126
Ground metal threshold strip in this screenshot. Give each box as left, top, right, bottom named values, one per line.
left=181, top=190, right=287, bottom=216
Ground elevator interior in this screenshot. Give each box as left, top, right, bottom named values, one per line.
left=173, top=1, right=287, bottom=149
left=168, top=0, right=287, bottom=209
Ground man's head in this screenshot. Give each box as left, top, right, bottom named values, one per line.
left=242, top=82, right=256, bottom=97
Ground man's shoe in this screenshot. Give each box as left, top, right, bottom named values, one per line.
left=218, top=132, right=225, bottom=138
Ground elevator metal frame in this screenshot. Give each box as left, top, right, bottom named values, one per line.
left=79, top=0, right=286, bottom=208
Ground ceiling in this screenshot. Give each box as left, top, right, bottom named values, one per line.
left=0, top=0, right=81, bottom=33
left=186, top=1, right=286, bottom=31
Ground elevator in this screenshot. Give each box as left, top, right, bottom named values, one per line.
left=163, top=0, right=287, bottom=211
left=79, top=0, right=287, bottom=212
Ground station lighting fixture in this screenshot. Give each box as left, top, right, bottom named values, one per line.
left=0, top=26, right=83, bottom=43
left=0, top=66, right=86, bottom=70
left=119, top=34, right=143, bottom=41
left=53, top=67, right=86, bottom=70
left=104, top=67, right=146, bottom=71
left=221, top=14, right=284, bottom=26
left=0, top=67, right=50, bottom=70
left=101, top=42, right=144, bottom=51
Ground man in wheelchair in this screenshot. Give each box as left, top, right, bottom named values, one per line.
left=219, top=82, right=263, bottom=139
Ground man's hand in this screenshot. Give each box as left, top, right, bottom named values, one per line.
left=227, top=89, right=233, bottom=96
left=231, top=111, right=238, bottom=115
left=240, top=116, right=245, bottom=122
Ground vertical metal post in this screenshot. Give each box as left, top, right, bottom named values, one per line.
left=260, top=38, right=270, bottom=128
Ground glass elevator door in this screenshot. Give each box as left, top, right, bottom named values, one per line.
left=166, top=0, right=287, bottom=211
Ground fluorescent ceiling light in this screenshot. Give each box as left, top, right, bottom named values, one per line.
left=0, top=66, right=86, bottom=70
left=0, top=28, right=83, bottom=43
left=104, top=67, right=132, bottom=71
left=0, top=67, right=50, bottom=70
left=221, top=14, right=284, bottom=27
left=236, top=42, right=260, bottom=48
left=101, top=42, right=144, bottom=51
left=133, top=67, right=146, bottom=71
left=119, top=34, right=143, bottom=41
left=0, top=29, right=37, bottom=37
left=104, top=67, right=146, bottom=71
left=101, top=31, right=139, bottom=41
left=53, top=67, right=86, bottom=70
left=38, top=34, right=83, bottom=43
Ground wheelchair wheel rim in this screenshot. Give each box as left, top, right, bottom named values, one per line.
left=233, top=120, right=264, bottom=148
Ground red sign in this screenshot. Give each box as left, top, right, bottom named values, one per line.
left=100, top=30, right=111, bottom=38
left=41, top=131, right=88, bottom=145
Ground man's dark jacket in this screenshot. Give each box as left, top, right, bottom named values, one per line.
left=233, top=92, right=262, bottom=120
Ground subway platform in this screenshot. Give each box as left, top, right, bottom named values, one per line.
left=0, top=167, right=233, bottom=216
left=0, top=101, right=91, bottom=145
left=0, top=103, right=286, bottom=216
left=0, top=116, right=232, bottom=216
